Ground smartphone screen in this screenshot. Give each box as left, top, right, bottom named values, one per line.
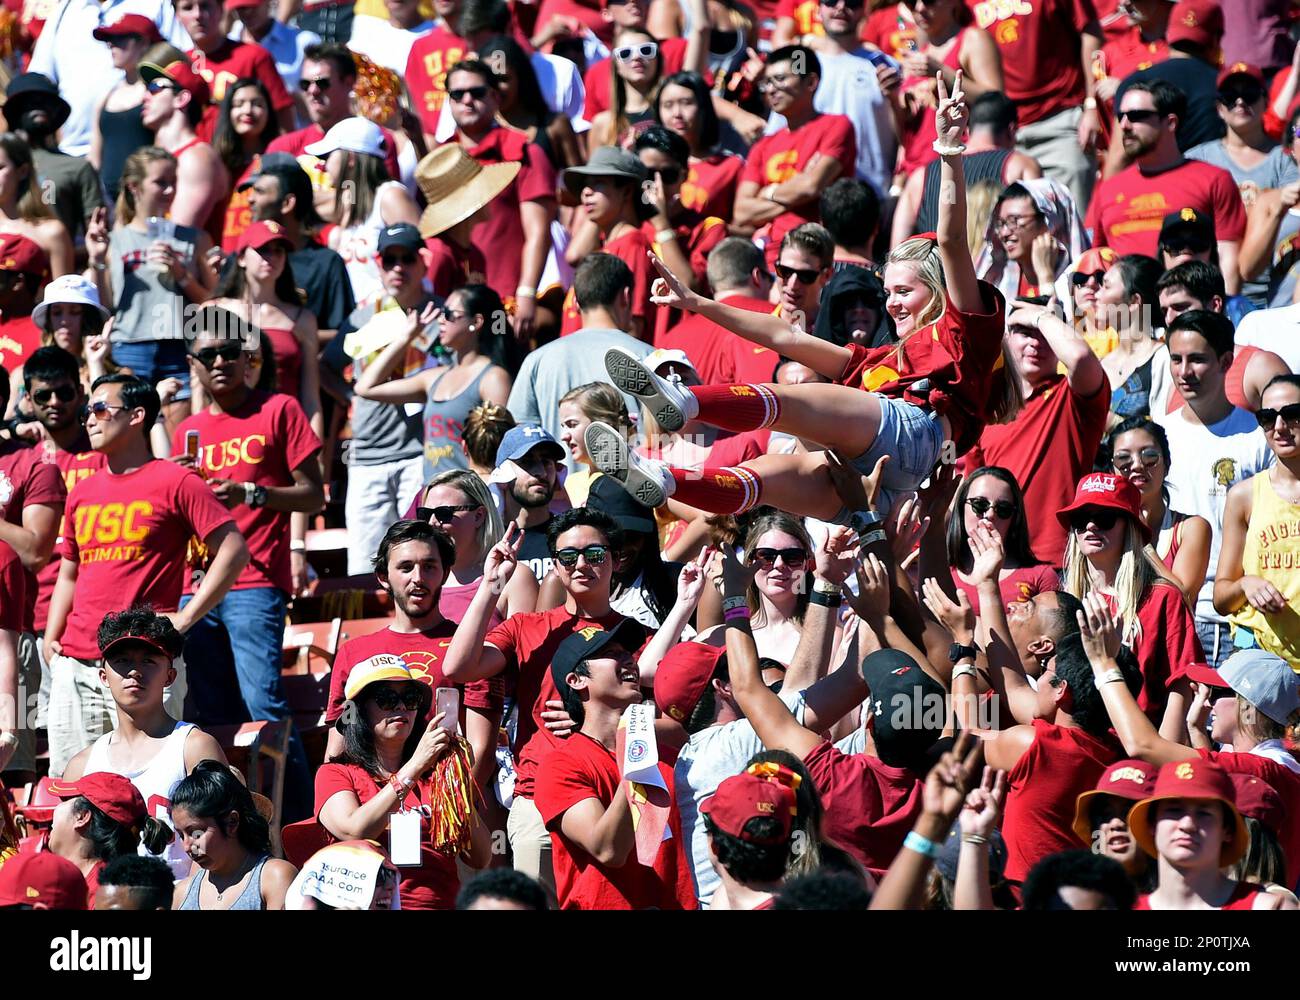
left=435, top=687, right=459, bottom=733
left=185, top=431, right=200, bottom=462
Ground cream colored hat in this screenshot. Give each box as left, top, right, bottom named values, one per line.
left=416, top=144, right=521, bottom=239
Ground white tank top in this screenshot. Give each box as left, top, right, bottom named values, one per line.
left=336, top=180, right=404, bottom=316
left=85, top=722, right=195, bottom=880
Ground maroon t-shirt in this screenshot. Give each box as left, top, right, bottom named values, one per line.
left=0, top=437, right=66, bottom=631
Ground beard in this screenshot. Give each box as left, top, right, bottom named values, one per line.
left=511, top=480, right=554, bottom=509
left=1120, top=130, right=1158, bottom=159
left=389, top=583, right=443, bottom=619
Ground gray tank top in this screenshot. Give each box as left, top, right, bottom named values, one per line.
left=421, top=361, right=497, bottom=479
left=1268, top=209, right=1300, bottom=308
left=177, top=855, right=269, bottom=910
left=108, top=223, right=200, bottom=344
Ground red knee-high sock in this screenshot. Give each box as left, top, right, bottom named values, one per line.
left=689, top=383, right=781, bottom=433
left=669, top=465, right=765, bottom=514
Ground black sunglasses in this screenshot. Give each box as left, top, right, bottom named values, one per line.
left=775, top=263, right=821, bottom=286
left=555, top=544, right=609, bottom=568
left=417, top=503, right=481, bottom=523
left=145, top=78, right=178, bottom=95
left=1117, top=108, right=1161, bottom=125
left=1068, top=509, right=1120, bottom=532
left=1071, top=269, right=1106, bottom=287
left=966, top=496, right=1016, bottom=520
left=1162, top=239, right=1210, bottom=256
left=753, top=546, right=808, bottom=568
left=32, top=385, right=76, bottom=405
left=369, top=686, right=424, bottom=711
left=1218, top=86, right=1264, bottom=106
left=190, top=343, right=244, bottom=368
left=448, top=86, right=490, bottom=103
left=298, top=76, right=333, bottom=92
left=1255, top=403, right=1300, bottom=430
left=381, top=251, right=419, bottom=269
left=654, top=166, right=683, bottom=186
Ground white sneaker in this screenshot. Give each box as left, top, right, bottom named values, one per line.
left=604, top=348, right=698, bottom=432
left=584, top=421, right=674, bottom=508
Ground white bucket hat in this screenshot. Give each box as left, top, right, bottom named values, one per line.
left=32, top=274, right=110, bottom=330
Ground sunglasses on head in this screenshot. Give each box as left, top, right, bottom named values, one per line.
left=1071, top=269, right=1106, bottom=287
left=369, top=686, right=424, bottom=711
left=1068, top=508, right=1120, bottom=532
left=298, top=76, right=333, bottom=92
left=1218, top=85, right=1264, bottom=106
left=448, top=85, right=491, bottom=103
left=753, top=546, right=808, bottom=568
left=775, top=263, right=821, bottom=285
left=966, top=496, right=1016, bottom=520
left=614, top=42, right=658, bottom=62
left=1112, top=446, right=1161, bottom=472
left=417, top=503, right=481, bottom=523
left=1117, top=107, right=1161, bottom=125
left=190, top=343, right=244, bottom=368
left=32, top=385, right=76, bottom=405
left=555, top=544, right=609, bottom=568
left=1254, top=403, right=1300, bottom=430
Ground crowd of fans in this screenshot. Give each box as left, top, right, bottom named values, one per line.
left=1, top=0, right=1300, bottom=913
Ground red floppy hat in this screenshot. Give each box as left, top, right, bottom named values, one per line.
left=1127, top=758, right=1249, bottom=866
left=1072, top=759, right=1158, bottom=844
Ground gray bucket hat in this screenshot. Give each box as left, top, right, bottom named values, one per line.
left=560, top=146, right=649, bottom=198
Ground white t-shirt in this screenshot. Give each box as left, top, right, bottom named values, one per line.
left=347, top=15, right=434, bottom=75
left=1156, top=405, right=1275, bottom=621
left=1234, top=303, right=1300, bottom=374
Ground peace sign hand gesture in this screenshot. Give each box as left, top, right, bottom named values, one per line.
left=935, top=68, right=969, bottom=149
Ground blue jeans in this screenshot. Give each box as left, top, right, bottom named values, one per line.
left=179, top=587, right=312, bottom=820
left=1196, top=618, right=1234, bottom=671
left=111, top=339, right=192, bottom=401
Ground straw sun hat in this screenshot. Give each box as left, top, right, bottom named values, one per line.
left=416, top=145, right=521, bottom=240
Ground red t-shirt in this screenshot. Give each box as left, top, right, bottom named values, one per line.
left=966, top=374, right=1111, bottom=567
left=559, top=226, right=658, bottom=338
left=1002, top=719, right=1122, bottom=884
left=646, top=212, right=728, bottom=344
left=0, top=437, right=66, bottom=631
left=742, top=114, right=856, bottom=269
left=656, top=293, right=780, bottom=386
left=0, top=538, right=25, bottom=632
left=266, top=124, right=403, bottom=187
left=1202, top=748, right=1300, bottom=891
left=1265, top=67, right=1300, bottom=141
left=190, top=39, right=294, bottom=142
left=34, top=444, right=106, bottom=633
left=1086, top=159, right=1247, bottom=257
left=777, top=0, right=824, bottom=35
left=534, top=731, right=696, bottom=910
left=324, top=621, right=502, bottom=724
left=405, top=26, right=469, bottom=134
left=314, top=761, right=459, bottom=909
left=837, top=282, right=1007, bottom=454
left=535, top=0, right=612, bottom=49
left=59, top=460, right=234, bottom=660
left=966, top=0, right=1096, bottom=126
left=681, top=152, right=744, bottom=224
left=447, top=127, right=556, bottom=310
left=583, top=36, right=690, bottom=121
left=221, top=159, right=258, bottom=254
left=172, top=391, right=320, bottom=595
left=425, top=236, right=487, bottom=299
left=801, top=739, right=923, bottom=878
left=483, top=606, right=630, bottom=799
left=1112, top=582, right=1203, bottom=719
left=951, top=563, right=1061, bottom=614
left=0, top=316, right=42, bottom=372
left=862, top=4, right=920, bottom=55
left=1098, top=28, right=1168, bottom=81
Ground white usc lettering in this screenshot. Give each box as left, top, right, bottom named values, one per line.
left=199, top=434, right=266, bottom=473
left=972, top=0, right=1033, bottom=28
left=73, top=501, right=154, bottom=547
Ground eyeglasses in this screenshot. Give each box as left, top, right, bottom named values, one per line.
left=190, top=343, right=244, bottom=368
left=994, top=213, right=1040, bottom=232
left=145, top=79, right=178, bottom=95
left=1117, top=107, right=1162, bottom=125
left=775, top=263, right=821, bottom=285
left=653, top=166, right=683, bottom=185
left=1068, top=509, right=1120, bottom=532
left=447, top=85, right=491, bottom=103
left=1070, top=270, right=1107, bottom=287
left=966, top=496, right=1016, bottom=520
left=1218, top=86, right=1264, bottom=107
left=1254, top=403, right=1300, bottom=430
left=1112, top=446, right=1162, bottom=472
left=32, top=385, right=76, bottom=405
left=417, top=503, right=481, bottom=523
left=82, top=400, right=129, bottom=422
left=555, top=544, right=609, bottom=568
left=381, top=251, right=418, bottom=269
left=752, top=546, right=808, bottom=568
left=369, top=686, right=424, bottom=711
left=298, top=77, right=333, bottom=92
left=758, top=73, right=799, bottom=93
left=614, top=42, right=658, bottom=62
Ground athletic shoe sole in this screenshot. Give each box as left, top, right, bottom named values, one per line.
left=604, top=348, right=687, bottom=432
left=584, top=421, right=667, bottom=508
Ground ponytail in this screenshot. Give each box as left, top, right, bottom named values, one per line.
left=139, top=816, right=174, bottom=856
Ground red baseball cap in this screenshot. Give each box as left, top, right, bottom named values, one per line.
left=140, top=57, right=211, bottom=107
left=1216, top=61, right=1264, bottom=89
left=1184, top=661, right=1227, bottom=687
left=1072, top=246, right=1117, bottom=277
left=0, top=232, right=49, bottom=279
left=700, top=771, right=796, bottom=844
left=1229, top=773, right=1283, bottom=835
left=1056, top=472, right=1150, bottom=541
left=47, top=772, right=148, bottom=827
left=1072, top=759, right=1158, bottom=844
left=237, top=219, right=293, bottom=253
left=92, top=14, right=162, bottom=43
left=1167, top=0, right=1223, bottom=49
left=226, top=0, right=264, bottom=10
left=1127, top=758, right=1248, bottom=866
left=0, top=851, right=88, bottom=909
left=653, top=641, right=724, bottom=723
left=99, top=630, right=181, bottom=661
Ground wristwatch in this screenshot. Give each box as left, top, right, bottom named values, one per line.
left=949, top=642, right=978, bottom=663
left=244, top=483, right=268, bottom=509
left=848, top=510, right=886, bottom=541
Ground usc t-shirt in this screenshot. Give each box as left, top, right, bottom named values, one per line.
left=655, top=293, right=780, bottom=386
left=681, top=152, right=744, bottom=224
left=1101, top=583, right=1202, bottom=720
left=34, top=444, right=106, bottom=632
left=559, top=226, right=658, bottom=338
left=535, top=731, right=696, bottom=910
left=1201, top=748, right=1300, bottom=891
left=0, top=316, right=42, bottom=371
left=172, top=390, right=321, bottom=595
left=405, top=26, right=468, bottom=134
left=59, top=460, right=234, bottom=660
left=189, top=39, right=294, bottom=142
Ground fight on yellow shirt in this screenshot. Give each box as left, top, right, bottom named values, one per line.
left=1231, top=471, right=1300, bottom=672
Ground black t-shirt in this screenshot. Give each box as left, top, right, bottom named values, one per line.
left=1116, top=57, right=1226, bottom=153
left=290, top=241, right=356, bottom=333
left=517, top=520, right=554, bottom=583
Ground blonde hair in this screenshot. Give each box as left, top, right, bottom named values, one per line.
left=115, top=147, right=176, bottom=226
left=559, top=381, right=632, bottom=436
left=883, top=236, right=946, bottom=369
left=422, top=468, right=504, bottom=557
left=1063, top=518, right=1179, bottom=646
left=461, top=401, right=515, bottom=473
left=966, top=178, right=1001, bottom=262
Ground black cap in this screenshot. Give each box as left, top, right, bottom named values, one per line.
left=4, top=73, right=70, bottom=130
left=550, top=618, right=647, bottom=707
left=377, top=222, right=424, bottom=253
left=585, top=475, right=656, bottom=534
left=860, top=648, right=947, bottom=770
left=237, top=150, right=306, bottom=191
left=1159, top=208, right=1216, bottom=251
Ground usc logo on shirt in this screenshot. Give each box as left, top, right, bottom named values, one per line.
left=199, top=434, right=267, bottom=474
left=74, top=502, right=153, bottom=557
left=420, top=47, right=466, bottom=113
left=764, top=150, right=800, bottom=185
left=971, top=0, right=1033, bottom=29
left=862, top=364, right=901, bottom=392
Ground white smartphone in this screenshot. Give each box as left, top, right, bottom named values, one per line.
left=435, top=687, right=459, bottom=733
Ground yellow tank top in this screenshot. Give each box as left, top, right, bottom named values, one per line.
left=1231, top=471, right=1300, bottom=671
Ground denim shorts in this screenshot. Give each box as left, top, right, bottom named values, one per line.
left=110, top=339, right=192, bottom=401
left=848, top=394, right=945, bottom=515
